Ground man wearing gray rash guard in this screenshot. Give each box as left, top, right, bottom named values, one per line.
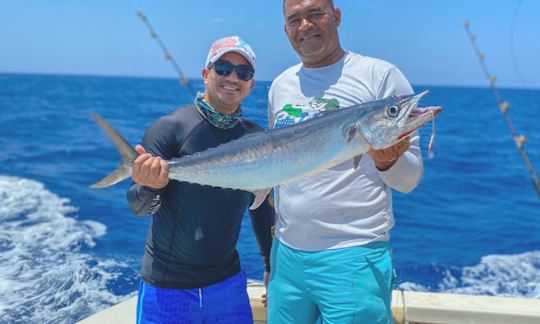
left=128, top=36, right=274, bottom=323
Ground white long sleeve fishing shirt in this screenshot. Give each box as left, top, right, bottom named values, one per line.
left=268, top=51, right=423, bottom=251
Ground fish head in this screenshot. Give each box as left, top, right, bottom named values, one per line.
left=357, top=91, right=442, bottom=149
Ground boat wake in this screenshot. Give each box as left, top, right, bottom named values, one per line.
left=0, top=175, right=135, bottom=324
left=399, top=251, right=540, bottom=298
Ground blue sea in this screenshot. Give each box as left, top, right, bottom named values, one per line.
left=0, top=73, right=539, bottom=323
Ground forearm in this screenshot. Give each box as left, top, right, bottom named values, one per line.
left=378, top=133, right=423, bottom=193
left=126, top=182, right=164, bottom=216
left=378, top=144, right=423, bottom=192
left=248, top=196, right=275, bottom=272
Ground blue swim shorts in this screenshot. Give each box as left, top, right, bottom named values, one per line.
left=136, top=270, right=253, bottom=324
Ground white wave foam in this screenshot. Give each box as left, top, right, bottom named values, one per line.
left=399, top=251, right=540, bottom=298
left=0, top=175, right=134, bottom=324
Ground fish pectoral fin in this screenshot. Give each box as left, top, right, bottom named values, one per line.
left=344, top=125, right=357, bottom=143
left=249, top=188, right=272, bottom=210
left=352, top=155, right=363, bottom=170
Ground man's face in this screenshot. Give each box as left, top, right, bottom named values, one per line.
left=283, top=0, right=341, bottom=66
left=203, top=52, right=254, bottom=114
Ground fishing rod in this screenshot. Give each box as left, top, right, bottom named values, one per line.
left=464, top=20, right=540, bottom=199
left=136, top=11, right=197, bottom=99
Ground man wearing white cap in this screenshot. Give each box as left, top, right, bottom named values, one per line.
left=127, top=36, right=274, bottom=323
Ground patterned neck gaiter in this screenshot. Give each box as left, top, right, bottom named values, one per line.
left=194, top=92, right=242, bottom=129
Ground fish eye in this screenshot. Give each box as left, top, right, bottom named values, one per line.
left=387, top=105, right=399, bottom=118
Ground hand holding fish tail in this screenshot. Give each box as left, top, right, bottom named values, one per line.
left=368, top=137, right=411, bottom=171
left=132, top=145, right=169, bottom=189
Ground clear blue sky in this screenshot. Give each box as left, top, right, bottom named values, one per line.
left=1, top=0, right=539, bottom=88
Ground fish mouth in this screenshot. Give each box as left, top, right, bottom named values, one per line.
left=398, top=105, right=443, bottom=140
left=400, top=90, right=429, bottom=116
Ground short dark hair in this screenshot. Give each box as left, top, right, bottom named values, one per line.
left=283, top=0, right=335, bottom=11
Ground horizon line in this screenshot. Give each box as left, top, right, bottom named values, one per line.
left=1, top=71, right=539, bottom=91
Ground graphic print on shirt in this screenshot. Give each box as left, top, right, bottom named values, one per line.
left=274, top=97, right=340, bottom=129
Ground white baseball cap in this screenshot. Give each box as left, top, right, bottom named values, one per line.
left=205, top=36, right=256, bottom=69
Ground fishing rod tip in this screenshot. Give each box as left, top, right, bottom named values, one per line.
left=136, top=11, right=147, bottom=21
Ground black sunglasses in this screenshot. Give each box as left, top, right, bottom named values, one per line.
left=213, top=60, right=255, bottom=81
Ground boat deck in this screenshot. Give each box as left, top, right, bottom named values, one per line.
left=79, top=282, right=540, bottom=324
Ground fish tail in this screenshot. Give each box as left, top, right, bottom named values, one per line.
left=89, top=113, right=137, bottom=188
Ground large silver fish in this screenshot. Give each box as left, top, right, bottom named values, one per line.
left=91, top=91, right=442, bottom=209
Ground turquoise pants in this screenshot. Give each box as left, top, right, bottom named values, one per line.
left=268, top=240, right=395, bottom=324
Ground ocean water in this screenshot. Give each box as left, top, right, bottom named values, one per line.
left=0, top=73, right=539, bottom=323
